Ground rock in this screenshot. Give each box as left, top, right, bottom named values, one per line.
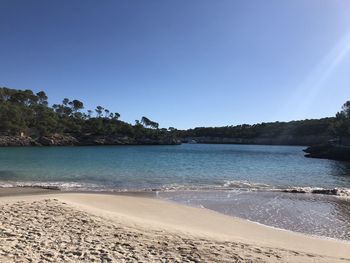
left=0, top=133, right=181, bottom=147
left=76, top=134, right=181, bottom=146
left=39, top=137, right=55, bottom=146
left=304, top=143, right=350, bottom=162
left=0, top=136, right=35, bottom=147
left=39, top=134, right=79, bottom=146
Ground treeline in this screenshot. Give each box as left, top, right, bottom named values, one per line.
left=178, top=101, right=350, bottom=143
left=0, top=87, right=170, bottom=141
left=333, top=101, right=350, bottom=140
left=1, top=86, right=349, bottom=146
left=178, top=118, right=334, bottom=139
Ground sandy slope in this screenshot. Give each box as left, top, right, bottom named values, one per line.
left=0, top=193, right=349, bottom=262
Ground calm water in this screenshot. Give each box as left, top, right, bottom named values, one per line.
left=0, top=144, right=350, bottom=240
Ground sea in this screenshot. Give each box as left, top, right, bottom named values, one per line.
left=0, top=144, right=349, bottom=240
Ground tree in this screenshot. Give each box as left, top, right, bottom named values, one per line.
left=36, top=91, right=48, bottom=106
left=0, top=87, right=176, bottom=142
left=0, top=87, right=12, bottom=101
left=95, top=106, right=104, bottom=118
left=340, top=101, right=350, bottom=118
left=0, top=103, right=26, bottom=134
left=141, top=116, right=151, bottom=127
left=113, top=112, right=120, bottom=120
left=332, top=101, right=350, bottom=140
left=57, top=98, right=72, bottom=117
left=33, top=105, right=59, bottom=136
left=104, top=109, right=110, bottom=118
left=141, top=116, right=159, bottom=129
left=150, top=121, right=159, bottom=129
left=71, top=99, right=84, bottom=112
left=52, top=104, right=65, bottom=117
left=62, top=98, right=70, bottom=106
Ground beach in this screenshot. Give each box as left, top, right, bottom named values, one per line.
left=1, top=145, right=350, bottom=241
left=0, top=189, right=349, bottom=262
left=2, top=1, right=350, bottom=262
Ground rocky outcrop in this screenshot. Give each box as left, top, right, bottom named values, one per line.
left=77, top=135, right=180, bottom=146
left=0, top=136, right=37, bottom=146
left=76, top=135, right=135, bottom=145
left=0, top=134, right=180, bottom=147
left=304, top=144, right=350, bottom=162
left=38, top=134, right=79, bottom=146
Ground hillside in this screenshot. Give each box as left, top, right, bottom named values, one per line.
left=0, top=87, right=178, bottom=146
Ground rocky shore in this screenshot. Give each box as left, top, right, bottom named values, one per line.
left=304, top=144, right=350, bottom=162
left=0, top=134, right=180, bottom=147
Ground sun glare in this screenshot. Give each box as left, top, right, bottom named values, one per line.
left=283, top=29, right=350, bottom=120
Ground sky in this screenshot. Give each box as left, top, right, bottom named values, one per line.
left=1, top=0, right=350, bottom=129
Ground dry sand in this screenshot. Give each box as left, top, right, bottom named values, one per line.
left=0, top=192, right=349, bottom=262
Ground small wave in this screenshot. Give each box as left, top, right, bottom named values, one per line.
left=223, top=180, right=271, bottom=189
left=280, top=187, right=350, bottom=197
left=222, top=181, right=350, bottom=197
left=1, top=180, right=350, bottom=198
left=160, top=181, right=350, bottom=198
left=160, top=181, right=272, bottom=192
left=0, top=181, right=102, bottom=191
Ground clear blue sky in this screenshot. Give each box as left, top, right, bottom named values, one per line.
left=1, top=0, right=350, bottom=129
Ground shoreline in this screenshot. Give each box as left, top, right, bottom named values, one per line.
left=2, top=182, right=350, bottom=197
left=1, top=186, right=350, bottom=242
left=0, top=186, right=160, bottom=199
left=0, top=190, right=349, bottom=262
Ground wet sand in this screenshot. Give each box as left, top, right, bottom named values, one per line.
left=0, top=189, right=349, bottom=262
left=0, top=186, right=57, bottom=197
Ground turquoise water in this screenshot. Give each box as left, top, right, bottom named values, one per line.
left=0, top=144, right=349, bottom=190
left=0, top=144, right=350, bottom=240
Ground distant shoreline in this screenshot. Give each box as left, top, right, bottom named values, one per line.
left=5, top=134, right=349, bottom=163
left=0, top=134, right=325, bottom=147
left=0, top=134, right=180, bottom=147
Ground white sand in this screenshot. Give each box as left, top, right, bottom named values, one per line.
left=0, top=193, right=349, bottom=262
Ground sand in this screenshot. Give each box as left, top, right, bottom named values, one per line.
left=0, top=192, right=349, bottom=262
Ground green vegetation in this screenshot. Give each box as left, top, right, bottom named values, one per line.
left=178, top=118, right=334, bottom=139
left=178, top=101, right=350, bottom=145
left=0, top=87, right=173, bottom=143
left=332, top=101, right=350, bottom=140
left=0, top=86, right=349, bottom=147
left=303, top=101, right=350, bottom=161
